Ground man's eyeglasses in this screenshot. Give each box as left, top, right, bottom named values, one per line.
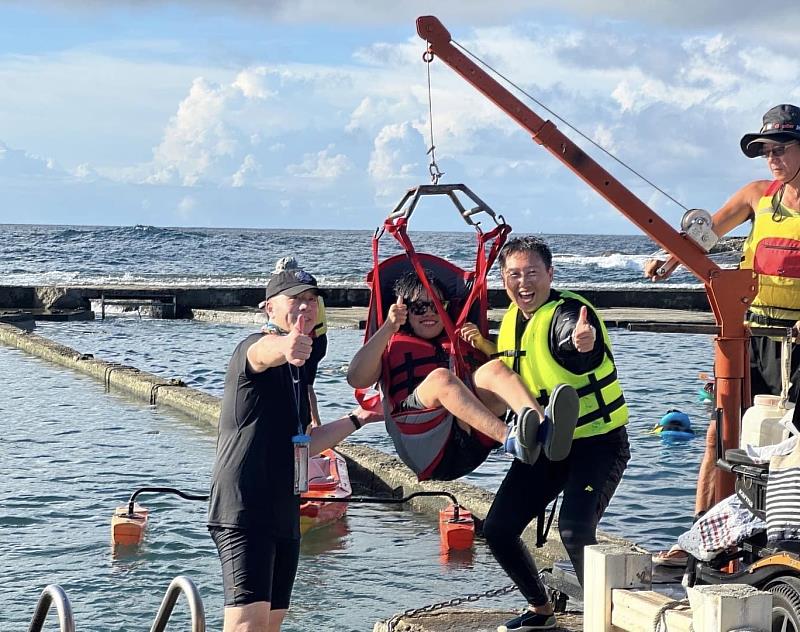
left=759, top=142, right=798, bottom=159
left=408, top=299, right=448, bottom=315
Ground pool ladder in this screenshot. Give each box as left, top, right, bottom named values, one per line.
left=28, top=575, right=205, bottom=632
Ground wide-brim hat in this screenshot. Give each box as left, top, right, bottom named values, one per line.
left=264, top=269, right=319, bottom=302
left=740, top=104, right=800, bottom=158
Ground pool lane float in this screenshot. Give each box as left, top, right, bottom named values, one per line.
left=651, top=410, right=696, bottom=443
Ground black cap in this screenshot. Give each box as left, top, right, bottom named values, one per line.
left=264, top=269, right=319, bottom=301
left=740, top=104, right=800, bottom=158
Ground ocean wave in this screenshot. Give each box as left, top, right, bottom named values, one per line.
left=555, top=252, right=650, bottom=271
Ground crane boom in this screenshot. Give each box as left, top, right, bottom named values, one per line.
left=417, top=15, right=757, bottom=499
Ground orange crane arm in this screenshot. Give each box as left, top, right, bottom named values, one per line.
left=416, top=15, right=757, bottom=500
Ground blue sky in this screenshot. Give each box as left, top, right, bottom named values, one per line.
left=1, top=1, right=799, bottom=234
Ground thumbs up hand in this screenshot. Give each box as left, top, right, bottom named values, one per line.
left=284, top=311, right=313, bottom=366
left=386, top=295, right=408, bottom=333
left=572, top=305, right=596, bottom=353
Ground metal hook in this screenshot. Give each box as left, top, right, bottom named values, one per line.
left=427, top=146, right=444, bottom=185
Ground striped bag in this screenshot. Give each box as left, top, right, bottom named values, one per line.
left=766, top=438, right=800, bottom=543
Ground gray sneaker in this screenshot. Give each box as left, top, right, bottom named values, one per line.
left=540, top=383, right=579, bottom=462
left=504, top=407, right=541, bottom=464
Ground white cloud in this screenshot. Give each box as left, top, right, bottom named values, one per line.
left=368, top=122, right=425, bottom=198
left=232, top=67, right=274, bottom=100
left=5, top=4, right=800, bottom=232
left=0, top=141, right=59, bottom=178
left=150, top=76, right=239, bottom=186
left=231, top=154, right=259, bottom=187
left=177, top=195, right=196, bottom=219
left=286, top=145, right=352, bottom=180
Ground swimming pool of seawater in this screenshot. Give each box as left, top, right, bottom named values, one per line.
left=6, top=318, right=712, bottom=630
left=34, top=316, right=714, bottom=553
left=0, top=345, right=531, bottom=631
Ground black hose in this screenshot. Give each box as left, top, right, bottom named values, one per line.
left=123, top=488, right=463, bottom=521
left=126, top=487, right=210, bottom=515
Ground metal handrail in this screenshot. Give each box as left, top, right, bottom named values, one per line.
left=27, top=585, right=75, bottom=632
left=150, top=575, right=205, bottom=632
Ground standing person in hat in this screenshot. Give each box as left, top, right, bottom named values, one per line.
left=272, top=256, right=329, bottom=428
left=645, top=103, right=800, bottom=566
left=208, top=268, right=379, bottom=632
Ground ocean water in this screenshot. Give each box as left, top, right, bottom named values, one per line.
left=0, top=223, right=740, bottom=289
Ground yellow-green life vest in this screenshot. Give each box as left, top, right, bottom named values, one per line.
left=741, top=181, right=800, bottom=324
left=314, top=296, right=328, bottom=337
left=496, top=290, right=628, bottom=439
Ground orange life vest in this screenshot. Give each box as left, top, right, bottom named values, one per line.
left=384, top=333, right=487, bottom=410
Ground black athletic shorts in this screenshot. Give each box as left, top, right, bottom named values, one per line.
left=209, top=526, right=300, bottom=609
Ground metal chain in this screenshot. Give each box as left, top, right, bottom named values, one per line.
left=423, top=46, right=444, bottom=185
left=385, top=583, right=517, bottom=632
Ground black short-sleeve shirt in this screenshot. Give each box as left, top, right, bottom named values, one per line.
left=207, top=333, right=309, bottom=538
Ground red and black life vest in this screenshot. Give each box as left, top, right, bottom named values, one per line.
left=384, top=333, right=485, bottom=410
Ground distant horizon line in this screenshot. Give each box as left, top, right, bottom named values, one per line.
left=0, top=221, right=659, bottom=239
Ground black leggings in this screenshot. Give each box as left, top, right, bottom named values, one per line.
left=483, top=426, right=630, bottom=606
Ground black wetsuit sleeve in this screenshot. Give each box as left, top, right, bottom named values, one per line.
left=550, top=299, right=605, bottom=374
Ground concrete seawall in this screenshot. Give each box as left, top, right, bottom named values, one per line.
left=0, top=284, right=711, bottom=313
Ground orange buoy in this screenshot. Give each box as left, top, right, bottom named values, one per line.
left=438, top=504, right=474, bottom=550
left=111, top=503, right=149, bottom=546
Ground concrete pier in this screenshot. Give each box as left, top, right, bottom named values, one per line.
left=0, top=284, right=711, bottom=313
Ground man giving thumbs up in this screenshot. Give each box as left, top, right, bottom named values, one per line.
left=208, top=269, right=380, bottom=632
left=483, top=236, right=631, bottom=632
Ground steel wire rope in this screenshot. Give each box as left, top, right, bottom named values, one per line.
left=424, top=43, right=444, bottom=185
left=449, top=38, right=689, bottom=213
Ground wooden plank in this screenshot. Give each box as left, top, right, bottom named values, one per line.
left=611, top=590, right=692, bottom=632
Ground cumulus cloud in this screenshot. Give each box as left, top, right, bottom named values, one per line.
left=368, top=122, right=425, bottom=198
left=286, top=145, right=352, bottom=180
left=231, top=154, right=259, bottom=187
left=0, top=142, right=60, bottom=178
left=5, top=2, right=800, bottom=231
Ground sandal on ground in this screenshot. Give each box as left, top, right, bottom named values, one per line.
left=540, top=384, right=579, bottom=462
left=652, top=545, right=688, bottom=567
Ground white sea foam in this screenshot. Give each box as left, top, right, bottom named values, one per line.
left=554, top=252, right=651, bottom=271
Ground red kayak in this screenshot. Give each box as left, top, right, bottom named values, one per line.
left=300, top=449, right=352, bottom=535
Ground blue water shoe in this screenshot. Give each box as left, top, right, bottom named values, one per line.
left=498, top=608, right=556, bottom=631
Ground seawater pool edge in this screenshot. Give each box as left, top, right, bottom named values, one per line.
left=0, top=321, right=631, bottom=566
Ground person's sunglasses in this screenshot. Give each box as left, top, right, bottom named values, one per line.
left=408, top=299, right=447, bottom=315
left=759, top=142, right=798, bottom=159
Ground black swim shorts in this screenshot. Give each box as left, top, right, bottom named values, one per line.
left=209, top=526, right=300, bottom=609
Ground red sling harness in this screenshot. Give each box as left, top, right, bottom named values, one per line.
left=356, top=184, right=511, bottom=480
